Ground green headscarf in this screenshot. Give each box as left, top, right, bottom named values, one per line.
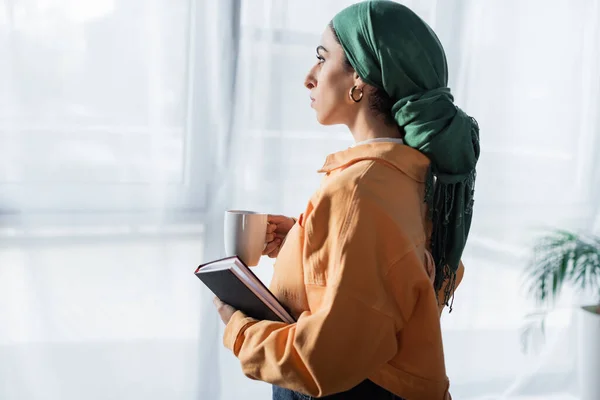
left=332, top=0, right=480, bottom=309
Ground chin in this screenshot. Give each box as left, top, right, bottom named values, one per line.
left=315, top=115, right=329, bottom=125
left=315, top=111, right=336, bottom=126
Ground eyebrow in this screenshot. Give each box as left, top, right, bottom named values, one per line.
left=316, top=45, right=328, bottom=54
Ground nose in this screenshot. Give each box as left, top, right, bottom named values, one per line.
left=304, top=64, right=318, bottom=90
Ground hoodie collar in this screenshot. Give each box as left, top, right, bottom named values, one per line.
left=317, top=142, right=430, bottom=183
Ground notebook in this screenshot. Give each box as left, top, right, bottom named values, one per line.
left=194, top=256, right=295, bottom=324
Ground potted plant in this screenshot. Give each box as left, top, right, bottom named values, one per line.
left=523, top=229, right=600, bottom=400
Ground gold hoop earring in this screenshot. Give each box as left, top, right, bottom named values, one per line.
left=349, top=85, right=363, bottom=103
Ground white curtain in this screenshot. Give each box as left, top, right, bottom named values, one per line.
left=2, top=0, right=599, bottom=399
left=0, top=0, right=231, bottom=399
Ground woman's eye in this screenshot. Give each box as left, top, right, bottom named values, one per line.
left=316, top=54, right=325, bottom=63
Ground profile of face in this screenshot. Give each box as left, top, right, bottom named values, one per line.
left=304, top=26, right=363, bottom=126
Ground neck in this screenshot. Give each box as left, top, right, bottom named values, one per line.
left=347, top=109, right=402, bottom=143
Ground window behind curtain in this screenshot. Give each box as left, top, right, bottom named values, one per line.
left=0, top=0, right=208, bottom=218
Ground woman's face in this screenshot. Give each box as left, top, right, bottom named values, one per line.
left=304, top=26, right=358, bottom=125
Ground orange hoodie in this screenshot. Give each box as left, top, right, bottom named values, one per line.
left=223, top=142, right=464, bottom=400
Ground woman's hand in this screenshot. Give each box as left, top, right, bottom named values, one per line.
left=213, top=297, right=237, bottom=325
left=263, top=215, right=296, bottom=258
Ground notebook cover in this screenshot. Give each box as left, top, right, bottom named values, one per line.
left=195, top=256, right=294, bottom=323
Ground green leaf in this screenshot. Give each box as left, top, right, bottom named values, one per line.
left=524, top=229, right=600, bottom=307
left=521, top=229, right=600, bottom=353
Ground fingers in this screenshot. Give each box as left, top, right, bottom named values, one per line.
left=263, top=215, right=290, bottom=259
left=262, top=238, right=281, bottom=256
left=213, top=296, right=223, bottom=308
left=266, top=246, right=281, bottom=258
left=266, top=223, right=277, bottom=234
left=266, top=238, right=282, bottom=258
left=267, top=215, right=282, bottom=223
left=266, top=233, right=286, bottom=243
left=267, top=215, right=288, bottom=225
left=214, top=296, right=234, bottom=311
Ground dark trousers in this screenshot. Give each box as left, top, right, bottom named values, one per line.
left=272, top=380, right=405, bottom=400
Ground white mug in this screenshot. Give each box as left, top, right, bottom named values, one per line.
left=224, top=210, right=268, bottom=266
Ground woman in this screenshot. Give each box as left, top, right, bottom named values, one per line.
left=213, top=1, right=479, bottom=399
